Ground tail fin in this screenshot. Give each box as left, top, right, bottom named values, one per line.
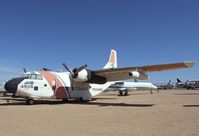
left=104, top=49, right=117, bottom=69
left=177, top=78, right=181, bottom=83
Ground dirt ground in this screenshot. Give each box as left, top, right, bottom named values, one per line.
left=0, top=89, right=199, bottom=136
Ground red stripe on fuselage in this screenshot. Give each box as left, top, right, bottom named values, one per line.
left=38, top=71, right=68, bottom=99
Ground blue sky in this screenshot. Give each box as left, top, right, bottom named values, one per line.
left=0, top=0, right=198, bottom=83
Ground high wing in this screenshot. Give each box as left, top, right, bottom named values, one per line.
left=92, top=61, right=195, bottom=81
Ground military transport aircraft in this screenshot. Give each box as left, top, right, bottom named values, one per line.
left=4, top=50, right=195, bottom=104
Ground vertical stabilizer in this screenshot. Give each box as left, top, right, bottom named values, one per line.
left=90, top=49, right=117, bottom=97
left=104, top=49, right=117, bottom=69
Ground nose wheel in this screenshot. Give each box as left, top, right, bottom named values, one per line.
left=26, top=99, right=34, bottom=105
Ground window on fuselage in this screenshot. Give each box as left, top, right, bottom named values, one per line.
left=22, top=74, right=43, bottom=80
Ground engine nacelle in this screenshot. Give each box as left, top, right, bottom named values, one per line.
left=73, top=69, right=91, bottom=82
left=129, top=71, right=149, bottom=80
left=73, top=69, right=107, bottom=84
left=129, top=71, right=140, bottom=78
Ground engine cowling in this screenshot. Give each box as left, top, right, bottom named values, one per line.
left=129, top=71, right=149, bottom=80
left=129, top=71, right=140, bottom=78
left=73, top=69, right=91, bottom=82
left=73, top=69, right=107, bottom=84
left=63, top=63, right=107, bottom=84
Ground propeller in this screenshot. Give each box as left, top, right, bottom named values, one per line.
left=74, top=64, right=87, bottom=73
left=63, top=63, right=87, bottom=78
left=43, top=68, right=51, bottom=71
left=63, top=63, right=73, bottom=74
left=23, top=68, right=27, bottom=73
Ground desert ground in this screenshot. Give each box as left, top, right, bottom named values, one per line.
left=0, top=89, right=199, bottom=136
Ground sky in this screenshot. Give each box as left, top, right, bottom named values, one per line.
left=0, top=0, right=198, bottom=83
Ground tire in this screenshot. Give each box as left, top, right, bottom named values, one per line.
left=79, top=97, right=84, bottom=101
left=62, top=99, right=68, bottom=103
left=26, top=99, right=34, bottom=105
left=118, top=90, right=123, bottom=96
left=124, top=90, right=128, bottom=96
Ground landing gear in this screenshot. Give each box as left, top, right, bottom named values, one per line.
left=12, top=93, right=16, bottom=98
left=79, top=97, right=84, bottom=101
left=118, top=90, right=123, bottom=96
left=26, top=99, right=34, bottom=105
left=123, top=90, right=128, bottom=96
left=78, top=97, right=90, bottom=102
left=62, top=99, right=68, bottom=103
left=118, top=90, right=128, bottom=96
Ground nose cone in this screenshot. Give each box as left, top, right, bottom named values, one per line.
left=153, top=86, right=158, bottom=90
left=4, top=78, right=25, bottom=94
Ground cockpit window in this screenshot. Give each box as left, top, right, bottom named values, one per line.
left=22, top=74, right=43, bottom=80
left=36, top=75, right=43, bottom=80
left=30, top=74, right=37, bottom=79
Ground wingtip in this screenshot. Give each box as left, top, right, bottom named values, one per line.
left=184, top=61, right=195, bottom=68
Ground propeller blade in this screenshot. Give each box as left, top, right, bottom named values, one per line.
left=63, top=63, right=73, bottom=73
left=43, top=68, right=51, bottom=71
left=23, top=68, right=27, bottom=73
left=63, top=63, right=87, bottom=78
left=75, top=64, right=87, bottom=73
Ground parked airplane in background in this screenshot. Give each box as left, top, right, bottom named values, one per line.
left=157, top=80, right=175, bottom=90
left=176, top=78, right=188, bottom=88
left=176, top=78, right=199, bottom=89
left=108, top=81, right=158, bottom=96
left=4, top=49, right=195, bottom=104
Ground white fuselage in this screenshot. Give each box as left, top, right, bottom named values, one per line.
left=17, top=71, right=113, bottom=100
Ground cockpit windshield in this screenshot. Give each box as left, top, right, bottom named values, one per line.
left=22, top=74, right=43, bottom=80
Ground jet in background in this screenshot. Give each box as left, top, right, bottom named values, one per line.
left=176, top=78, right=199, bottom=89
left=176, top=78, right=188, bottom=88
left=157, top=80, right=175, bottom=90
left=4, top=49, right=195, bottom=104
left=108, top=81, right=158, bottom=96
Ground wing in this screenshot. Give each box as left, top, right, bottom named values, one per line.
left=93, top=61, right=195, bottom=81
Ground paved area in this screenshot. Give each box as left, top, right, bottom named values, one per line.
left=0, top=89, right=199, bottom=136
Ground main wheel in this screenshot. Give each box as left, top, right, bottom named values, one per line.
left=26, top=99, right=34, bottom=105
left=79, top=97, right=84, bottom=101
left=118, top=90, right=123, bottom=96
left=124, top=90, right=128, bottom=96
left=62, top=99, right=68, bottom=103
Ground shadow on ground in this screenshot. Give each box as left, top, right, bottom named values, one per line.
left=183, top=105, right=199, bottom=107
left=0, top=98, right=154, bottom=107
left=174, top=93, right=199, bottom=95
